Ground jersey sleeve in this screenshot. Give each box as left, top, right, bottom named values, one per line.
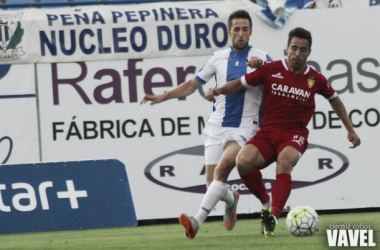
left=248, top=48, right=273, bottom=63
left=195, top=54, right=216, bottom=85
left=318, top=75, right=337, bottom=100
left=266, top=54, right=273, bottom=62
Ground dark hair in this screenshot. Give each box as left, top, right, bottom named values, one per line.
left=228, top=10, right=252, bottom=30
left=288, top=27, right=312, bottom=49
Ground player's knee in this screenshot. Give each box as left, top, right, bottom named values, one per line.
left=236, top=153, right=253, bottom=174
left=276, top=158, right=295, bottom=173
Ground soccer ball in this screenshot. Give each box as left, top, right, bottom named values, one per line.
left=286, top=205, right=319, bottom=237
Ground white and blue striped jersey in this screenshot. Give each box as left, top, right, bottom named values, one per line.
left=195, top=45, right=272, bottom=130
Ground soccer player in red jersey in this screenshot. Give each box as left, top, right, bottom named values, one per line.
left=206, top=27, right=361, bottom=236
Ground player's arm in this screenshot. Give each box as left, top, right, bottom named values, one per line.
left=141, top=78, right=201, bottom=105
left=205, top=78, right=245, bottom=101
left=328, top=96, right=361, bottom=148
left=205, top=56, right=268, bottom=101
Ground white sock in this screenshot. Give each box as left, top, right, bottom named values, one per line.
left=220, top=186, right=235, bottom=208
left=194, top=180, right=227, bottom=228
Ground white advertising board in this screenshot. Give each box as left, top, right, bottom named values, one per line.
left=36, top=57, right=212, bottom=219
left=0, top=1, right=249, bottom=64
left=0, top=1, right=363, bottom=220
left=37, top=4, right=380, bottom=220
left=0, top=64, right=40, bottom=165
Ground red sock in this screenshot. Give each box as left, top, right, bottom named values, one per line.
left=271, top=173, right=292, bottom=220
left=239, top=169, right=270, bottom=204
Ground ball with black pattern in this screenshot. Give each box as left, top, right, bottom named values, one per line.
left=286, top=205, right=319, bottom=237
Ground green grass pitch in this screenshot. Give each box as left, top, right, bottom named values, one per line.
left=0, top=212, right=379, bottom=250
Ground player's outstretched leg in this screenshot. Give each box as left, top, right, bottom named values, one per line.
left=179, top=213, right=199, bottom=239
left=261, top=208, right=278, bottom=237
left=224, top=190, right=239, bottom=230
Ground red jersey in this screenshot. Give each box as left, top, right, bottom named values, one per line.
left=241, top=59, right=337, bottom=134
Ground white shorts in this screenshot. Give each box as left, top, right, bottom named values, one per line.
left=203, top=123, right=259, bottom=165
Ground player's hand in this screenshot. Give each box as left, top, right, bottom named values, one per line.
left=205, top=88, right=215, bottom=102
left=140, top=94, right=166, bottom=105
left=246, top=56, right=263, bottom=69
left=348, top=131, right=361, bottom=148
left=205, top=88, right=222, bottom=102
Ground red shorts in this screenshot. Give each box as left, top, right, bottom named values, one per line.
left=246, top=127, right=309, bottom=163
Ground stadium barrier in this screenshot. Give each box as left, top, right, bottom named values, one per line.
left=0, top=159, right=137, bottom=234
left=0, top=0, right=379, bottom=222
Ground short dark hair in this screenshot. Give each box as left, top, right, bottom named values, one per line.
left=228, top=10, right=252, bottom=30
left=288, top=27, right=312, bottom=49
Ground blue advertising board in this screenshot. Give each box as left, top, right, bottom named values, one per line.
left=0, top=159, right=137, bottom=234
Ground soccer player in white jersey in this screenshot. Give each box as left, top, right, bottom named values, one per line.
left=141, top=10, right=272, bottom=239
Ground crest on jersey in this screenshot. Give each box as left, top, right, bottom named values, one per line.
left=307, top=77, right=315, bottom=88
left=0, top=13, right=25, bottom=61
